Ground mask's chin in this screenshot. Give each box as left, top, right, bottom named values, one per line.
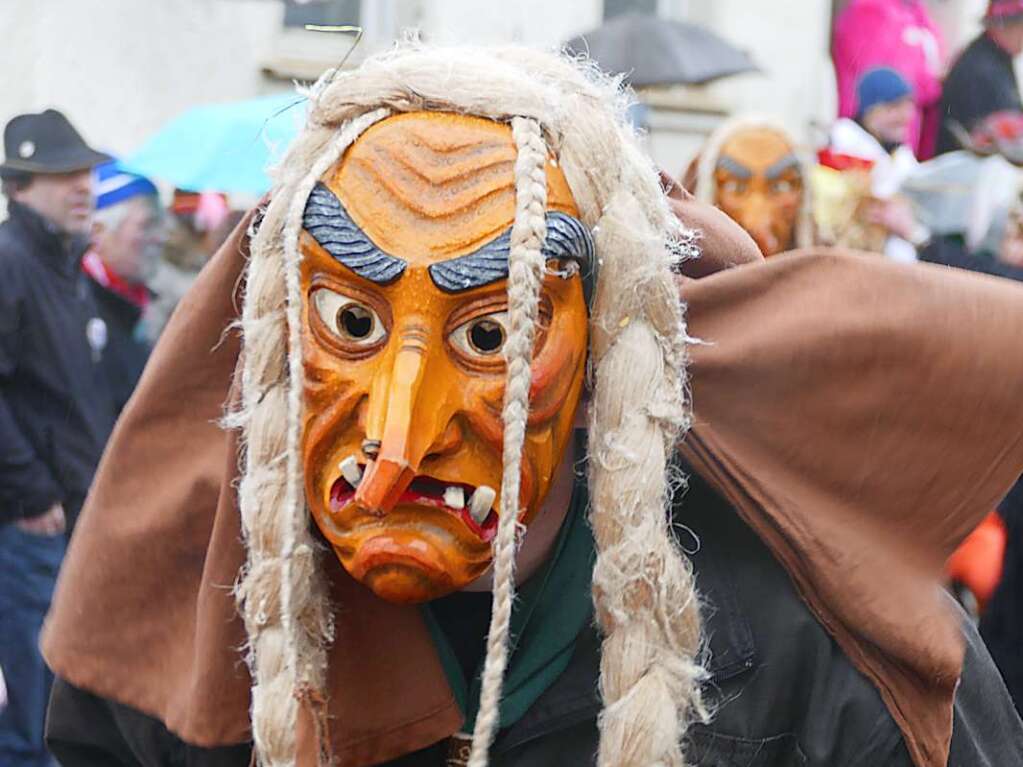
left=344, top=533, right=462, bottom=604
left=323, top=470, right=503, bottom=603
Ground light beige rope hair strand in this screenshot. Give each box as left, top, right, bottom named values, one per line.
left=466, top=115, right=549, bottom=767
left=233, top=107, right=389, bottom=766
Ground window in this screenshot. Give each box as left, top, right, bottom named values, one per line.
left=603, top=0, right=657, bottom=20
left=283, top=0, right=361, bottom=28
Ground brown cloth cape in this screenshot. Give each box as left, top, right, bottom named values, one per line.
left=42, top=203, right=1023, bottom=767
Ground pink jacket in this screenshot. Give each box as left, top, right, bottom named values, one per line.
left=833, top=0, right=946, bottom=158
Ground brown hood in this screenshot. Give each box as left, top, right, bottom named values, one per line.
left=42, top=206, right=1023, bottom=767
left=679, top=247, right=1023, bottom=767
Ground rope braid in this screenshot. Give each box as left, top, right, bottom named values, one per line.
left=237, top=42, right=706, bottom=766
left=233, top=107, right=388, bottom=766
left=586, top=188, right=706, bottom=766
left=466, top=116, right=549, bottom=767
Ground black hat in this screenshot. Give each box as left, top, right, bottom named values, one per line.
left=0, top=109, right=111, bottom=176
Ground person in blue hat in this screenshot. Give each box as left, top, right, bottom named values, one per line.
left=82, top=162, right=161, bottom=414
left=826, top=67, right=930, bottom=262
left=853, top=67, right=917, bottom=152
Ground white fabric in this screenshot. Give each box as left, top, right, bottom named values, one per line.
left=901, top=152, right=1023, bottom=251
left=829, top=118, right=921, bottom=261
left=829, top=118, right=919, bottom=198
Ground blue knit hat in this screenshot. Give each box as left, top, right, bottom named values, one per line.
left=855, top=68, right=913, bottom=119
left=94, top=159, right=157, bottom=210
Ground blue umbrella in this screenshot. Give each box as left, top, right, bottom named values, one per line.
left=119, top=93, right=307, bottom=196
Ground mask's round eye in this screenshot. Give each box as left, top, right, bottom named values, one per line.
left=312, top=289, right=386, bottom=346
left=449, top=312, right=509, bottom=358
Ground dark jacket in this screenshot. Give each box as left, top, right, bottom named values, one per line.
left=936, top=33, right=1023, bottom=155
left=0, top=201, right=116, bottom=525
left=983, top=478, right=1023, bottom=718
left=45, top=473, right=1023, bottom=766
left=919, top=234, right=1023, bottom=281
left=918, top=235, right=1023, bottom=714
left=86, top=277, right=151, bottom=415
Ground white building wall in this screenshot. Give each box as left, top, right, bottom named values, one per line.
left=0, top=0, right=986, bottom=192
left=410, top=0, right=602, bottom=47
left=0, top=0, right=282, bottom=158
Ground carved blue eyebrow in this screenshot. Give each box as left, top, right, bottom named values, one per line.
left=765, top=154, right=801, bottom=180
left=302, top=182, right=407, bottom=285
left=428, top=212, right=595, bottom=294
left=716, top=155, right=753, bottom=179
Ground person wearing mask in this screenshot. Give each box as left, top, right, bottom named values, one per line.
left=682, top=116, right=814, bottom=258
left=937, top=0, right=1023, bottom=155
left=39, top=47, right=1023, bottom=767
left=0, top=109, right=115, bottom=767
left=827, top=67, right=929, bottom=262
left=83, top=162, right=161, bottom=414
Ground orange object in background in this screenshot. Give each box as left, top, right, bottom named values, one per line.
left=947, top=512, right=1007, bottom=612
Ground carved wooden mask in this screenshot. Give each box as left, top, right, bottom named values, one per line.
left=299, top=112, right=590, bottom=603
left=713, top=127, right=804, bottom=257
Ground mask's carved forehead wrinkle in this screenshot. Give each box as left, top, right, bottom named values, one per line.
left=718, top=128, right=796, bottom=176
left=325, top=111, right=578, bottom=263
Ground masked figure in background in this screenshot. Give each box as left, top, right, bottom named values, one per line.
left=684, top=116, right=814, bottom=257
left=42, top=46, right=1023, bottom=767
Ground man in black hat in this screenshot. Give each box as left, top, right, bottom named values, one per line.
left=0, top=108, right=116, bottom=767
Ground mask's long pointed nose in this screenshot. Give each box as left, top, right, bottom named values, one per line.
left=355, top=334, right=431, bottom=515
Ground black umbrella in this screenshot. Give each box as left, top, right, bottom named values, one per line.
left=564, top=12, right=758, bottom=88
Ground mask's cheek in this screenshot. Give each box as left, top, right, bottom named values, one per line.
left=457, top=288, right=586, bottom=525
left=770, top=191, right=803, bottom=242
left=300, top=320, right=374, bottom=540
left=523, top=282, right=588, bottom=523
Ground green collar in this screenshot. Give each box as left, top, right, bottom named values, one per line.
left=422, top=472, right=594, bottom=732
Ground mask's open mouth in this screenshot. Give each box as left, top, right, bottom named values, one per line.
left=329, top=468, right=499, bottom=541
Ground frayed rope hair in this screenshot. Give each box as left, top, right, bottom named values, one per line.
left=231, top=41, right=706, bottom=767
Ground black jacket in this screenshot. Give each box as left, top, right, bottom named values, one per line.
left=919, top=234, right=1023, bottom=281
left=919, top=235, right=1023, bottom=715
left=983, top=478, right=1023, bottom=718
left=0, top=201, right=116, bottom=525
left=45, top=474, right=1023, bottom=766
left=86, top=277, right=151, bottom=415
left=936, top=33, right=1023, bottom=155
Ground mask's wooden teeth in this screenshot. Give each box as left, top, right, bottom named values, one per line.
left=338, top=456, right=363, bottom=487
left=468, top=485, right=496, bottom=525
left=444, top=486, right=466, bottom=510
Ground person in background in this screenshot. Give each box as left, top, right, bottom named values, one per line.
left=832, top=0, right=946, bottom=159
left=918, top=195, right=1023, bottom=713
left=142, top=189, right=240, bottom=343
left=918, top=187, right=1023, bottom=277
left=826, top=67, right=929, bottom=262
left=983, top=479, right=1023, bottom=716
left=83, top=162, right=160, bottom=414
left=937, top=0, right=1023, bottom=155
left=683, top=116, right=813, bottom=257
left=0, top=109, right=114, bottom=767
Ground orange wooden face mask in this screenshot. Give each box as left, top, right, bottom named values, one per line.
left=713, top=127, right=804, bottom=257
left=299, top=112, right=589, bottom=603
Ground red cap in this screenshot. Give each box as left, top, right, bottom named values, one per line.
left=986, top=0, right=1023, bottom=21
